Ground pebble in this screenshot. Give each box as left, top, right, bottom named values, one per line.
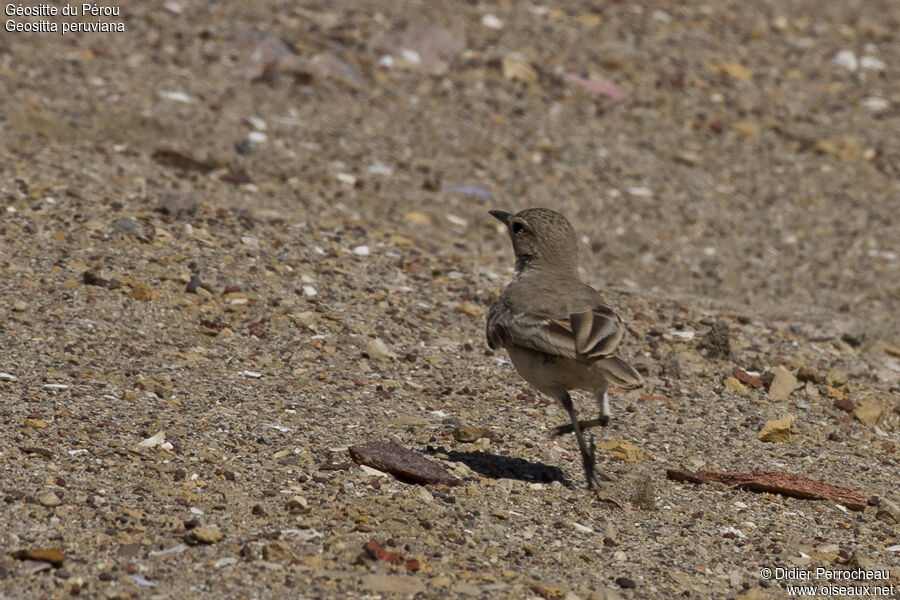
left=353, top=245, right=370, bottom=256
left=365, top=338, right=393, bottom=361
left=38, top=491, right=62, bottom=507
left=723, top=377, right=747, bottom=392
left=757, top=415, right=794, bottom=443
left=615, top=576, right=636, bottom=589
left=481, top=14, right=503, bottom=29
left=768, top=366, right=797, bottom=400
left=13, top=299, right=27, bottom=312
left=832, top=50, right=858, bottom=71
left=875, top=499, right=900, bottom=524
left=262, top=541, right=296, bottom=564
left=138, top=431, right=166, bottom=448
left=189, top=527, right=223, bottom=544
left=854, top=400, right=883, bottom=426
left=0, top=372, right=17, bottom=381
left=285, top=496, right=308, bottom=511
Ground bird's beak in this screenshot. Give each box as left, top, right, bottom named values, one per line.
left=489, top=210, right=511, bottom=226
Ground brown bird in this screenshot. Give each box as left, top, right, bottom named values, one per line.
left=486, top=208, right=644, bottom=488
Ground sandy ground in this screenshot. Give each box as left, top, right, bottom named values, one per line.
left=1, top=1, right=899, bottom=598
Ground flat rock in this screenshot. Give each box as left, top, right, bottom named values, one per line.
left=757, top=415, right=794, bottom=443
left=768, top=366, right=797, bottom=400
left=189, top=527, right=223, bottom=544
left=854, top=400, right=883, bottom=426
left=37, top=491, right=61, bottom=507
left=348, top=441, right=460, bottom=486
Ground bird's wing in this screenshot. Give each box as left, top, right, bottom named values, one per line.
left=488, top=300, right=626, bottom=361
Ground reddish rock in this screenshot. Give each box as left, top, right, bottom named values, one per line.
left=349, top=441, right=460, bottom=486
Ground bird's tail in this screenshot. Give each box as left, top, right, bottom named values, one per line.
left=597, top=356, right=644, bottom=389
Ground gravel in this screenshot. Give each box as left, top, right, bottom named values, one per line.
left=1, top=1, right=898, bottom=598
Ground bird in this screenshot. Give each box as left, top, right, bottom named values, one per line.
left=486, top=208, right=644, bottom=488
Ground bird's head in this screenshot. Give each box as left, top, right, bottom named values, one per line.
left=490, top=207, right=579, bottom=275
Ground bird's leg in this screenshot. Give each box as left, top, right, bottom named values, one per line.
left=559, top=392, right=612, bottom=488
left=597, top=383, right=612, bottom=427
left=552, top=384, right=612, bottom=437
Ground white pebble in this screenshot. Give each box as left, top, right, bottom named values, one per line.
left=247, top=116, right=267, bottom=131
left=43, top=383, right=68, bottom=390
left=0, top=372, right=17, bottom=381
left=302, top=285, right=317, bottom=297
left=353, top=245, right=370, bottom=256
left=628, top=186, right=653, bottom=197
left=860, top=56, right=886, bottom=71
left=861, top=97, right=889, bottom=112
left=336, top=172, right=357, bottom=186
left=482, top=14, right=503, bottom=29
left=832, top=50, right=858, bottom=71
left=138, top=431, right=166, bottom=448
left=159, top=90, right=193, bottom=103
left=248, top=131, right=268, bottom=143
left=238, top=370, right=262, bottom=378
left=572, top=522, right=593, bottom=533
left=400, top=48, right=422, bottom=65
left=377, top=54, right=394, bottom=68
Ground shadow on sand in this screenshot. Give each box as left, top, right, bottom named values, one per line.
left=426, top=448, right=567, bottom=484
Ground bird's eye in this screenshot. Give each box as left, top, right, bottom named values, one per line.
left=511, top=221, right=527, bottom=234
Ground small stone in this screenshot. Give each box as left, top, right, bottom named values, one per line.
left=453, top=425, right=494, bottom=443
left=615, top=576, right=636, bottom=589
left=241, top=236, right=260, bottom=248
left=131, top=283, right=152, bottom=301
left=833, top=398, right=855, bottom=413
left=14, top=547, right=65, bottom=567
left=715, top=62, right=752, bottom=81
left=38, top=491, right=61, bottom=507
left=731, top=121, right=760, bottom=139
left=365, top=338, right=394, bottom=361
left=403, top=211, right=431, bottom=225
left=353, top=245, right=370, bottom=256
left=825, top=369, right=847, bottom=387
left=285, top=496, right=308, bottom=511
left=768, top=366, right=797, bottom=400
left=875, top=499, right=900, bottom=525
left=502, top=55, right=538, bottom=83
left=189, top=527, right=222, bottom=544
left=832, top=50, right=858, bottom=71
left=481, top=14, right=503, bottom=29
left=262, top=541, right=296, bottom=564
left=456, top=302, right=485, bottom=317
left=724, top=377, right=747, bottom=392
left=757, top=415, right=794, bottom=443
left=24, top=418, right=48, bottom=429
left=13, top=299, right=27, bottom=312
left=854, top=400, right=883, bottom=427
left=597, top=440, right=644, bottom=463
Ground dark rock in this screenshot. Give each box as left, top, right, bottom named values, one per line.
left=348, top=441, right=460, bottom=486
